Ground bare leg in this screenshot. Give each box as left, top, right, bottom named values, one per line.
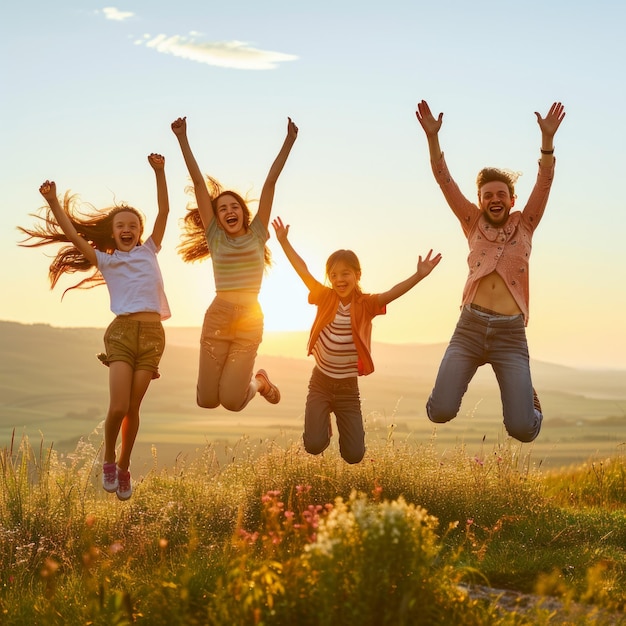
left=117, top=369, right=153, bottom=471
left=104, top=361, right=134, bottom=465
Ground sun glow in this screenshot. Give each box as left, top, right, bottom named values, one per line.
left=259, top=265, right=314, bottom=333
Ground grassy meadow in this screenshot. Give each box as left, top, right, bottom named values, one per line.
left=1, top=321, right=626, bottom=624
left=1, top=429, right=625, bottom=624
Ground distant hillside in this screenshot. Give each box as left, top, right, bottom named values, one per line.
left=1, top=320, right=625, bottom=470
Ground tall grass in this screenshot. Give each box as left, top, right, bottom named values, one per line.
left=1, top=425, right=625, bottom=625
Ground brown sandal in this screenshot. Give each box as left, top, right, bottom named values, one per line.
left=256, top=369, right=281, bottom=404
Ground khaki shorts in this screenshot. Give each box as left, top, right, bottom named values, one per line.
left=98, top=317, right=165, bottom=379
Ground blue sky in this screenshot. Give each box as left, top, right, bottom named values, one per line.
left=1, top=0, right=625, bottom=369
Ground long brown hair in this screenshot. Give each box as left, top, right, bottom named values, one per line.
left=178, top=175, right=271, bottom=267
left=18, top=191, right=144, bottom=294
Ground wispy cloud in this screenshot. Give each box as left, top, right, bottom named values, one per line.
left=134, top=33, right=298, bottom=70
left=102, top=6, right=134, bottom=21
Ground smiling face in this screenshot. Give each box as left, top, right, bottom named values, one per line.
left=328, top=259, right=361, bottom=304
left=111, top=210, right=142, bottom=251
left=478, top=181, right=515, bottom=227
left=215, top=193, right=247, bottom=237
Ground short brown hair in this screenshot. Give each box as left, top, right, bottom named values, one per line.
left=476, top=167, right=517, bottom=198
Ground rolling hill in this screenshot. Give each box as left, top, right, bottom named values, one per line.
left=1, top=320, right=625, bottom=470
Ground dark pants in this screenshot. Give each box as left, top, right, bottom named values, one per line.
left=304, top=367, right=365, bottom=464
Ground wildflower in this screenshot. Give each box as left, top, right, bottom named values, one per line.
left=40, top=558, right=60, bottom=599
left=238, top=529, right=259, bottom=545
left=40, top=559, right=60, bottom=579
left=268, top=531, right=281, bottom=545
left=82, top=546, right=100, bottom=569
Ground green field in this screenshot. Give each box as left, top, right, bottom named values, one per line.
left=2, top=425, right=625, bottom=624
left=2, top=322, right=626, bottom=623
left=1, top=321, right=625, bottom=472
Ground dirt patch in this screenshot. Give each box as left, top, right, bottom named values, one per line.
left=462, top=584, right=625, bottom=624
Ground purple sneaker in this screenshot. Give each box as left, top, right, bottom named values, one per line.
left=116, top=467, right=132, bottom=501
left=102, top=462, right=118, bottom=493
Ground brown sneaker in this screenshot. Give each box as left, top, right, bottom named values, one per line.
left=256, top=369, right=281, bottom=404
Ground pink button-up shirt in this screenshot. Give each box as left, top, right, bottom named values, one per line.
left=432, top=154, right=555, bottom=325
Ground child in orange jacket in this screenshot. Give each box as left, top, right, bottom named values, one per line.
left=272, top=216, right=441, bottom=463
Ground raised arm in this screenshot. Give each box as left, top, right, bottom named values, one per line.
left=415, top=100, right=443, bottom=161
left=39, top=180, right=97, bottom=267
left=416, top=100, right=477, bottom=225
left=256, top=118, right=299, bottom=229
left=147, top=153, right=170, bottom=247
left=171, top=117, right=214, bottom=230
left=535, top=102, right=566, bottom=167
left=377, top=249, right=442, bottom=308
left=521, top=102, right=566, bottom=227
left=271, top=216, right=319, bottom=292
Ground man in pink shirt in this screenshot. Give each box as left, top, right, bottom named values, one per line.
left=416, top=100, right=565, bottom=442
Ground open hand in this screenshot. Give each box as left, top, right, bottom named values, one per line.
left=416, top=249, right=442, bottom=279
left=415, top=100, right=443, bottom=137
left=535, top=102, right=566, bottom=138
left=271, top=216, right=290, bottom=242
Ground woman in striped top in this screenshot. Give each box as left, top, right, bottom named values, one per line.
left=172, top=116, right=298, bottom=411
left=272, top=216, right=441, bottom=463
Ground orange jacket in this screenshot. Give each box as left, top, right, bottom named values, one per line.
left=307, top=283, right=386, bottom=376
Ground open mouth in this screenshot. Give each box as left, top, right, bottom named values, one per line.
left=225, top=216, right=238, bottom=226
left=120, top=234, right=134, bottom=244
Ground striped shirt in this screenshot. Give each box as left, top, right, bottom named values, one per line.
left=206, top=215, right=268, bottom=293
left=312, top=302, right=359, bottom=378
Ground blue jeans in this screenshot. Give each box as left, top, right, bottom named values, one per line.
left=426, top=305, right=542, bottom=442
left=304, top=367, right=365, bottom=464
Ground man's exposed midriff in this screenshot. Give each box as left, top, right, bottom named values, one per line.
left=472, top=271, right=522, bottom=316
